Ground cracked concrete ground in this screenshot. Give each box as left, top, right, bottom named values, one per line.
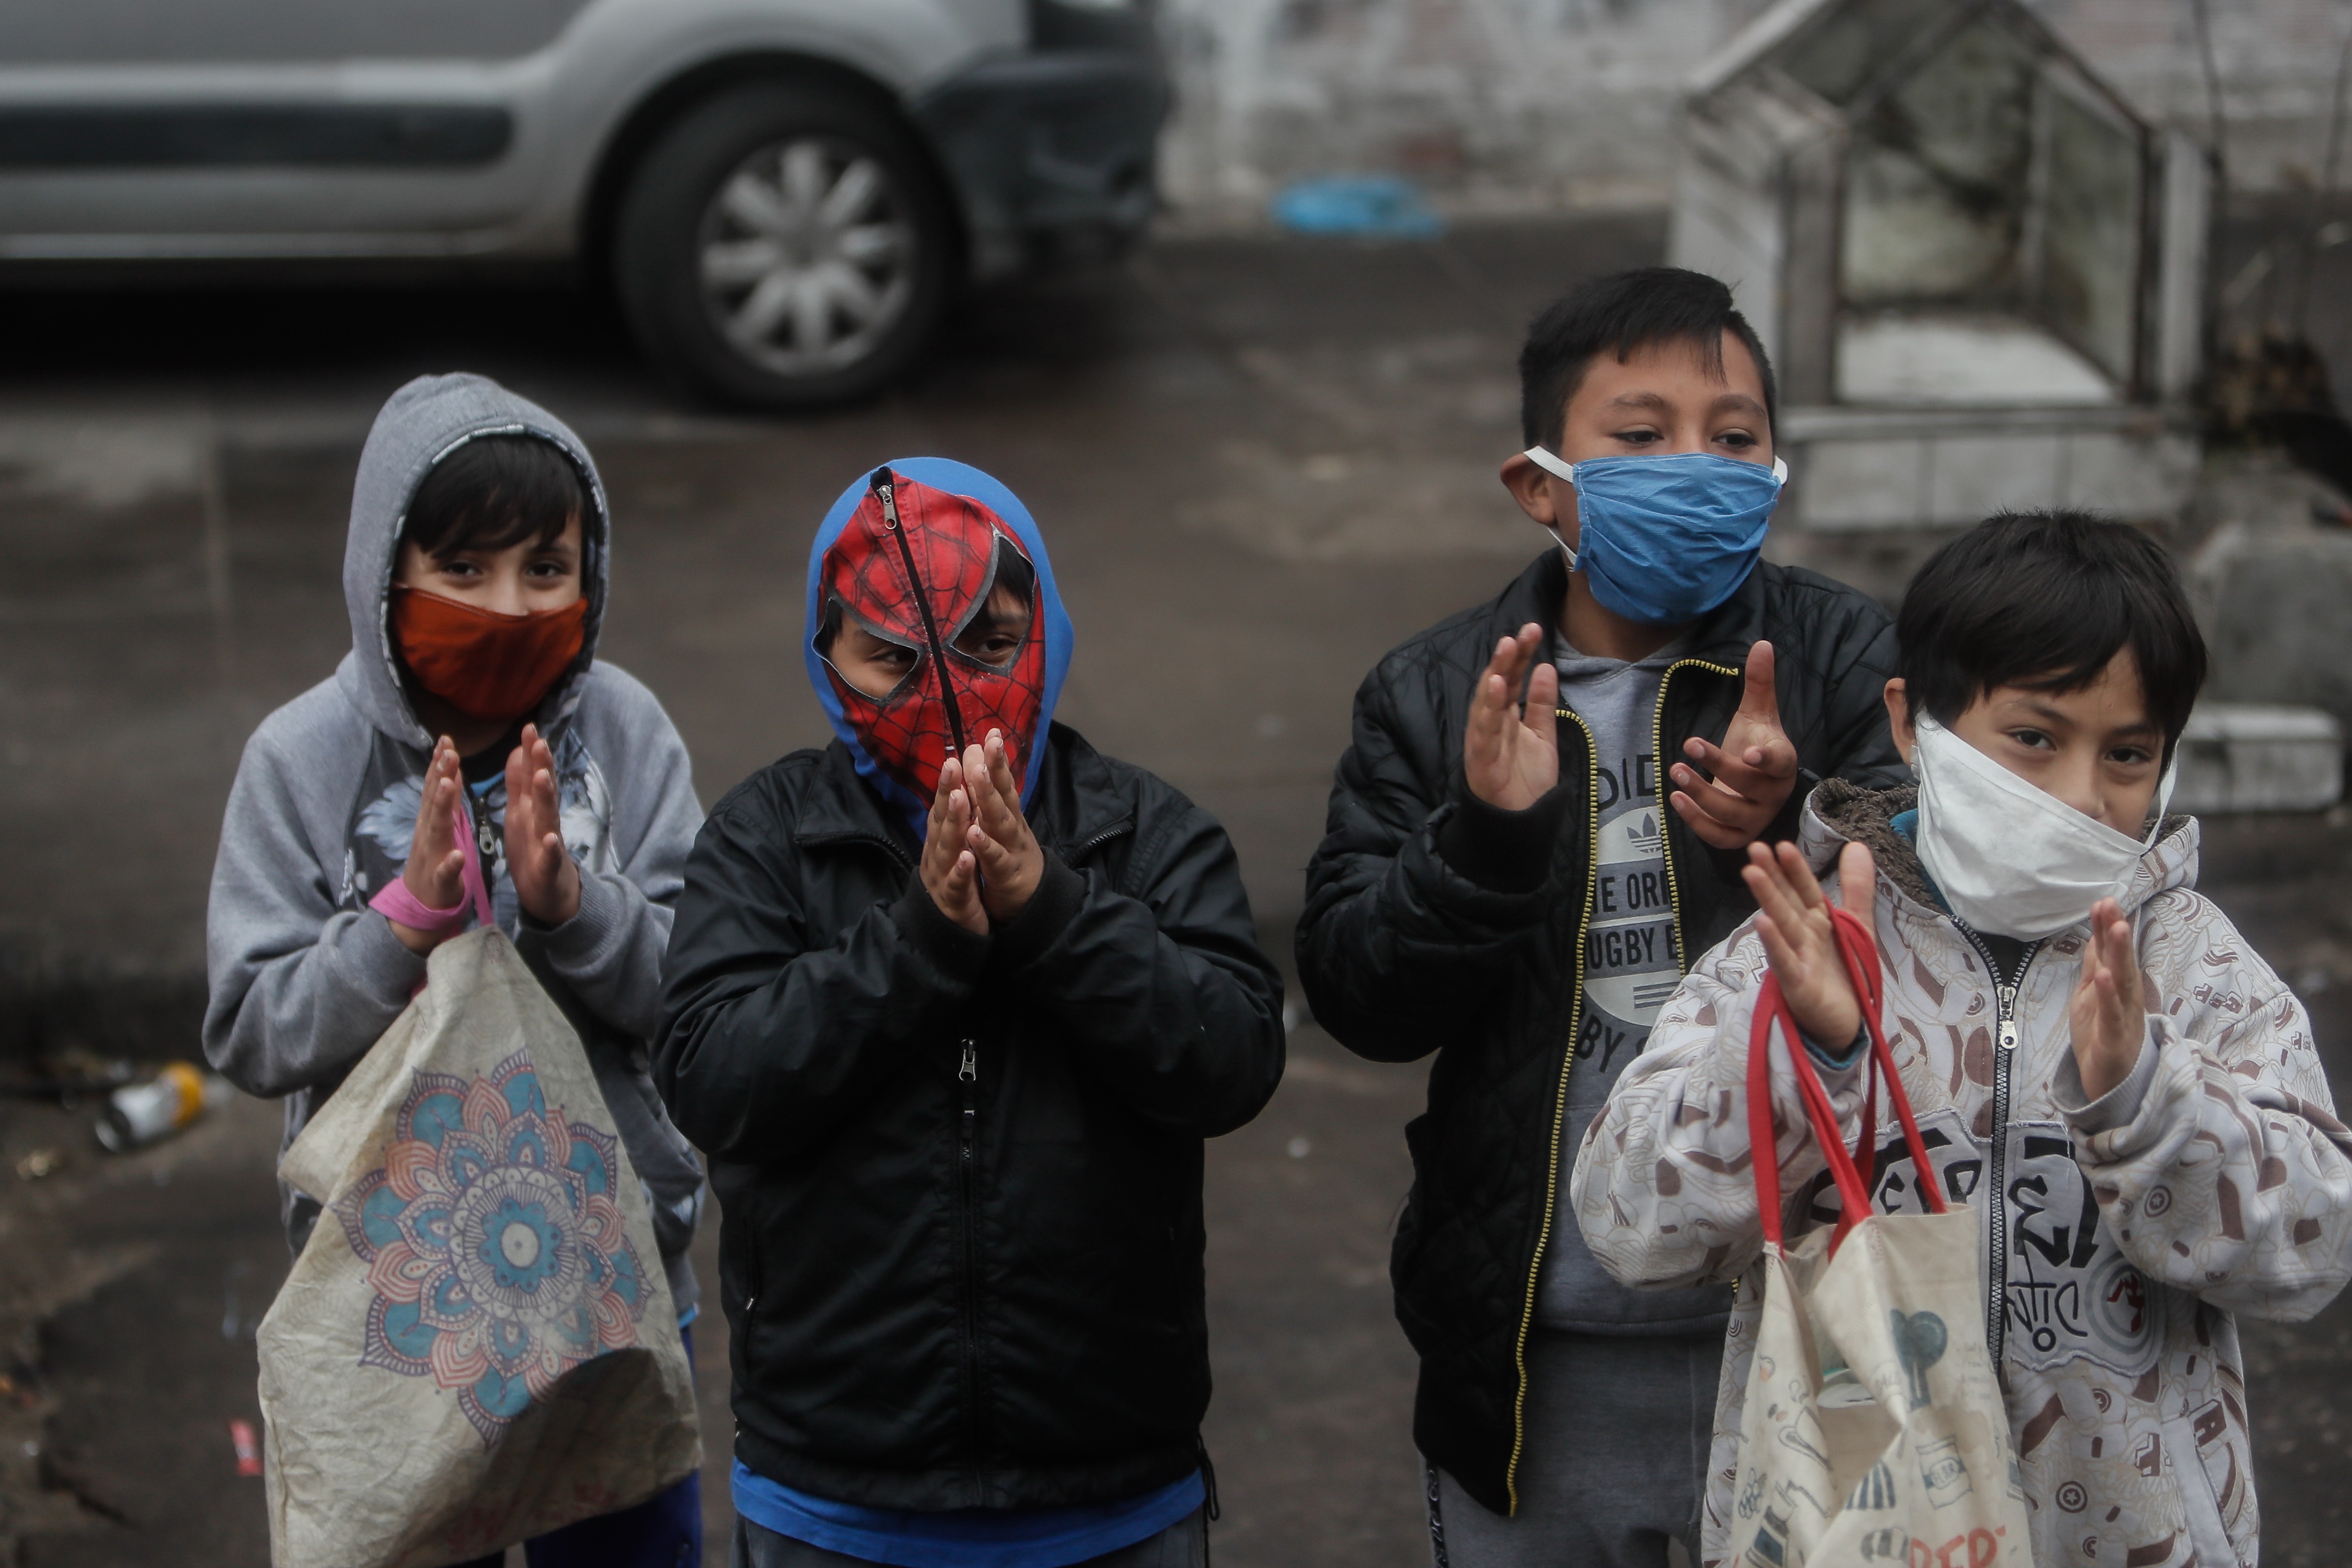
left=1, top=216, right=2349, bottom=1565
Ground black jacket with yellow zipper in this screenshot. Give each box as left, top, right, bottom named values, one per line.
left=1295, top=548, right=1905, bottom=1517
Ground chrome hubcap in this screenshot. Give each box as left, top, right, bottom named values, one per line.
left=697, top=137, right=915, bottom=376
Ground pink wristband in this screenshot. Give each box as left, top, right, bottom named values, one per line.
left=372, top=876, right=469, bottom=935
left=371, top=794, right=497, bottom=936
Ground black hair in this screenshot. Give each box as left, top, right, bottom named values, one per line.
left=1895, top=510, right=2207, bottom=755
left=402, top=434, right=587, bottom=559
left=986, top=546, right=1036, bottom=619
left=1518, top=267, right=1778, bottom=451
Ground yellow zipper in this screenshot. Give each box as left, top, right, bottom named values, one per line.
left=1650, top=659, right=1740, bottom=972
left=1504, top=706, right=1600, bottom=1515
left=1504, top=657, right=1738, bottom=1511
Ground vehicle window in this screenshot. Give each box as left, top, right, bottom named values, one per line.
left=0, top=0, right=591, bottom=64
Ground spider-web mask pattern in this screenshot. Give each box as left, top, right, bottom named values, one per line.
left=818, top=471, right=1045, bottom=813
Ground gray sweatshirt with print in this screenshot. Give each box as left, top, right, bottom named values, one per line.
left=202, top=373, right=706, bottom=1318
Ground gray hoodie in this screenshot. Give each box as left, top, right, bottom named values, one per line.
left=203, top=373, right=705, bottom=1319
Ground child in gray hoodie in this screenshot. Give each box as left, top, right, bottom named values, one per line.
left=204, top=373, right=708, bottom=1565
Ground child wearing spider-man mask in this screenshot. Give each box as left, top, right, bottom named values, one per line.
left=657, top=458, right=1286, bottom=1568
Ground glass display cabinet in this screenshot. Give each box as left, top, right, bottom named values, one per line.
left=1670, top=0, right=2208, bottom=534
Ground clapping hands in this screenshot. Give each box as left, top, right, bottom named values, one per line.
left=1742, top=838, right=1878, bottom=1048
left=1670, top=641, right=1799, bottom=849
left=1463, top=623, right=1560, bottom=811
left=920, top=729, right=1043, bottom=935
left=2069, top=898, right=2145, bottom=1101
left=388, top=725, right=581, bottom=954
left=505, top=723, right=581, bottom=927
left=388, top=737, right=469, bottom=954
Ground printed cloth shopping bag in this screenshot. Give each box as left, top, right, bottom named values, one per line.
left=1730, top=905, right=2032, bottom=1568
left=257, top=928, right=702, bottom=1568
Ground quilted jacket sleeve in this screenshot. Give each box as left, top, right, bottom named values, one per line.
left=2059, top=891, right=2352, bottom=1323
left=1569, top=913, right=1876, bottom=1290
left=654, top=773, right=993, bottom=1161
left=1296, top=652, right=1572, bottom=1064
left=1810, top=585, right=1907, bottom=791
left=990, top=793, right=1285, bottom=1139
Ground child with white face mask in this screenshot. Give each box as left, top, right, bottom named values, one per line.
left=1571, top=510, right=2352, bottom=1568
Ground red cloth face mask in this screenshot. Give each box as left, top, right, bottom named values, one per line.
left=818, top=468, right=1045, bottom=808
left=390, top=586, right=588, bottom=722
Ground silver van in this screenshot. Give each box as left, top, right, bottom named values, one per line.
left=0, top=0, right=1166, bottom=406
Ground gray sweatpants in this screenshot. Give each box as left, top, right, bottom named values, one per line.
left=1429, top=1330, right=1721, bottom=1568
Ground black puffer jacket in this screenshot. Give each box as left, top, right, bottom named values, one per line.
left=1296, top=550, right=1905, bottom=1517
left=657, top=725, right=1284, bottom=1511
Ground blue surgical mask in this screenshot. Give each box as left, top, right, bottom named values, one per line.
left=1523, top=447, right=1787, bottom=626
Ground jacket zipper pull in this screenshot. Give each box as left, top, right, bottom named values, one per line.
left=1996, top=984, right=2019, bottom=1050
left=958, top=1039, right=978, bottom=1145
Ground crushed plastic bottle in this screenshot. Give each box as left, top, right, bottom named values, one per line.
left=94, top=1062, right=233, bottom=1152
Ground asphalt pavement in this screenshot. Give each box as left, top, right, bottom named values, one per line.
left=2, top=215, right=2350, bottom=1566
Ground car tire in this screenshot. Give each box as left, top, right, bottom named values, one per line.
left=613, top=82, right=956, bottom=410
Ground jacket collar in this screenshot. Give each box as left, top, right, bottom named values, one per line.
left=1798, top=777, right=2203, bottom=926
left=1490, top=549, right=1765, bottom=670
left=792, top=722, right=1134, bottom=858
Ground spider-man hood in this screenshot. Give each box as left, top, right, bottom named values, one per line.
left=805, top=458, right=1073, bottom=836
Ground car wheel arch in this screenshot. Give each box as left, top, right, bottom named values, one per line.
left=578, top=51, right=967, bottom=296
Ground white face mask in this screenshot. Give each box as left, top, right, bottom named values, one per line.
left=1909, top=717, right=2177, bottom=941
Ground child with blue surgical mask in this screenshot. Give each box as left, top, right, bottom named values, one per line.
left=1573, top=510, right=2352, bottom=1568
left=1296, top=266, right=1907, bottom=1567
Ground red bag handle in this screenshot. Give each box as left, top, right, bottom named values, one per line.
left=1746, top=902, right=1943, bottom=1256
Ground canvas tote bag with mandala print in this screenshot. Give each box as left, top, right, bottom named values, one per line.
left=1731, top=905, right=2032, bottom=1568
left=258, top=928, right=700, bottom=1568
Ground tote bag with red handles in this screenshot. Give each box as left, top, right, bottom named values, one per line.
left=1728, top=904, right=2031, bottom=1568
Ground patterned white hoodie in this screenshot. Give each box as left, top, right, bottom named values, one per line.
left=1569, top=779, right=2352, bottom=1568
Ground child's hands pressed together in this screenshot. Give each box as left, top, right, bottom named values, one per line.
left=962, top=729, right=1043, bottom=925
left=1741, top=838, right=1878, bottom=1049
left=391, top=737, right=468, bottom=954
left=2069, top=897, right=2146, bottom=1101
left=505, top=723, right=582, bottom=926
left=922, top=753, right=989, bottom=936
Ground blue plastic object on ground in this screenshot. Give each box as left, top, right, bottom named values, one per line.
left=1270, top=175, right=1444, bottom=238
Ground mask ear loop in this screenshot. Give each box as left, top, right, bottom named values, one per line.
left=2144, top=749, right=2180, bottom=847
left=870, top=467, right=970, bottom=762
left=2123, top=747, right=2183, bottom=950
left=1522, top=446, right=1581, bottom=569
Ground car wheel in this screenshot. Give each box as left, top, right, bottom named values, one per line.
left=613, top=83, right=955, bottom=409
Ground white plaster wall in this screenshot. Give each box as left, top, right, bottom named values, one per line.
left=1156, top=0, right=2352, bottom=220
left=1157, top=0, right=1753, bottom=216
